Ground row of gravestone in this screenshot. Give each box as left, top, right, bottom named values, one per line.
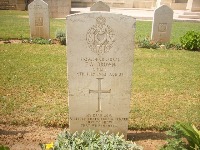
left=90, top=1, right=173, bottom=43
left=28, top=0, right=173, bottom=139
left=29, top=0, right=173, bottom=43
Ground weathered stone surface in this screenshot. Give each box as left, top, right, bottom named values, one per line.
left=28, top=0, right=50, bottom=39
left=67, top=12, right=135, bottom=138
left=90, top=1, right=110, bottom=12
left=151, top=5, right=173, bottom=43
left=44, top=0, right=71, bottom=18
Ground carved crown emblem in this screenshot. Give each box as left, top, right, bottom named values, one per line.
left=86, top=16, right=115, bottom=55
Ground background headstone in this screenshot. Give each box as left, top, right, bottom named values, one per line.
left=90, top=1, right=110, bottom=12
left=16, top=0, right=25, bottom=10
left=28, top=0, right=50, bottom=39
left=186, top=0, right=200, bottom=12
left=67, top=12, right=135, bottom=138
left=151, top=5, right=173, bottom=43
left=44, top=0, right=71, bottom=18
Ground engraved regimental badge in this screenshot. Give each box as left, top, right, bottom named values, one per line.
left=158, top=23, right=167, bottom=32
left=86, top=16, right=115, bottom=55
left=35, top=17, right=43, bottom=26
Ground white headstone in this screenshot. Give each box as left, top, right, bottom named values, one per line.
left=151, top=5, right=173, bottom=43
left=156, top=0, right=162, bottom=7
left=16, top=0, right=25, bottom=10
left=67, top=12, right=135, bottom=138
left=44, top=0, right=71, bottom=18
left=28, top=0, right=50, bottom=39
left=90, top=1, right=110, bottom=12
left=186, top=0, right=200, bottom=12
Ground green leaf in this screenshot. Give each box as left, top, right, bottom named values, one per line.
left=0, top=145, right=10, bottom=150
left=53, top=130, right=143, bottom=150
left=178, top=123, right=200, bottom=149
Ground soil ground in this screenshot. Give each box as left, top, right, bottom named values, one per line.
left=0, top=124, right=167, bottom=150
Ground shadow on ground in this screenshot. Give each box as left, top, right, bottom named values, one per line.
left=128, top=131, right=168, bottom=141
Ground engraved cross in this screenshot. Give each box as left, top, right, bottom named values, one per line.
left=89, top=78, right=111, bottom=112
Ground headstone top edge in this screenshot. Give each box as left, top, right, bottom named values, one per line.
left=66, top=12, right=136, bottom=21
left=155, top=4, right=174, bottom=13
left=91, top=1, right=108, bottom=5
left=90, top=1, right=110, bottom=11
left=28, top=0, right=48, bottom=7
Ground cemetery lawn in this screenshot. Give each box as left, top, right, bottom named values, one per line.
left=0, top=10, right=199, bottom=130
left=0, top=10, right=200, bottom=42
left=0, top=10, right=66, bottom=40
left=0, top=43, right=199, bottom=130
left=0, top=44, right=68, bottom=127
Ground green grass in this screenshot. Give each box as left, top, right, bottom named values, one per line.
left=0, top=44, right=199, bottom=129
left=130, top=48, right=200, bottom=130
left=0, top=44, right=68, bottom=127
left=1, top=10, right=200, bottom=44
left=136, top=21, right=200, bottom=44
left=0, top=10, right=200, bottom=130
left=0, top=10, right=66, bottom=40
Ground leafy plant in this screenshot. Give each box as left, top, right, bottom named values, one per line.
left=55, top=29, right=66, bottom=45
left=177, top=123, right=200, bottom=150
left=53, top=130, right=143, bottom=150
left=31, top=38, right=51, bottom=45
left=180, top=30, right=200, bottom=51
left=0, top=145, right=10, bottom=150
left=137, top=37, right=159, bottom=49
left=161, top=122, right=200, bottom=150
left=137, top=36, right=184, bottom=50
left=160, top=123, right=187, bottom=150
left=164, top=43, right=182, bottom=50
